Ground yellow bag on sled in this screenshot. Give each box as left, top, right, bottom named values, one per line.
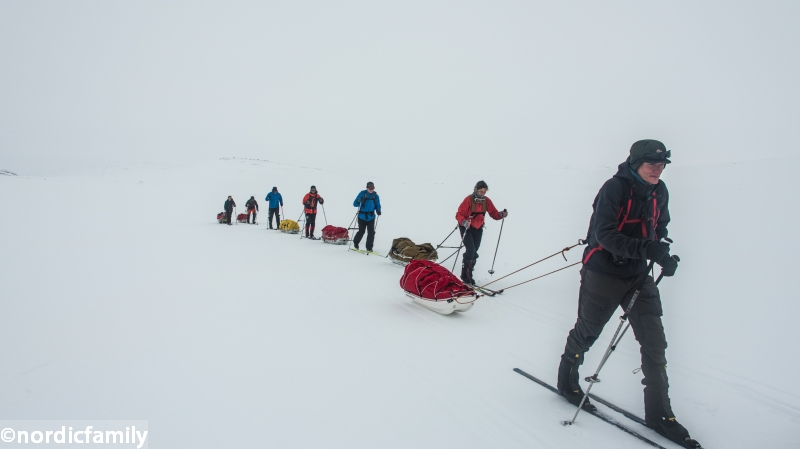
left=279, top=219, right=300, bottom=233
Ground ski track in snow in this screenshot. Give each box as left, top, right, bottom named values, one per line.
left=1, top=157, right=798, bottom=448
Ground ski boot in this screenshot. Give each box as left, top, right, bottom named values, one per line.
left=460, top=260, right=475, bottom=285
left=644, top=387, right=702, bottom=448
left=557, top=353, right=596, bottom=412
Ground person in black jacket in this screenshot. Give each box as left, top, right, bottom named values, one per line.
left=557, top=140, right=698, bottom=448
left=224, top=196, right=236, bottom=226
left=245, top=196, right=259, bottom=224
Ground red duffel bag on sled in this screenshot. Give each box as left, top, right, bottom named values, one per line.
left=321, top=225, right=349, bottom=244
left=236, top=213, right=249, bottom=223
left=399, top=260, right=478, bottom=314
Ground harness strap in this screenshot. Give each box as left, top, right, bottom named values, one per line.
left=584, top=186, right=660, bottom=265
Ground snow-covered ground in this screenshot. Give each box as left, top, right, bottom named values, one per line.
left=1, top=156, right=797, bottom=448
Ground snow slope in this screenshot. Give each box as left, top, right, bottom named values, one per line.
left=1, top=156, right=798, bottom=448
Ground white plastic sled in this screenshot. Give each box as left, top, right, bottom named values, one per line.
left=405, top=292, right=476, bottom=315
left=322, top=237, right=349, bottom=245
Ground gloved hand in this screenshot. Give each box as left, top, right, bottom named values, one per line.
left=319, top=198, right=324, bottom=204
left=645, top=241, right=670, bottom=262
left=502, top=209, right=508, bottom=218
left=461, top=219, right=470, bottom=228
left=658, top=254, right=678, bottom=277
left=376, top=210, right=381, bottom=216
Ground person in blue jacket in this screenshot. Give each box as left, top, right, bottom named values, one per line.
left=352, top=181, right=381, bottom=251
left=265, top=187, right=284, bottom=229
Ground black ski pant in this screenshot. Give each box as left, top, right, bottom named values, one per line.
left=353, top=218, right=375, bottom=250
left=268, top=208, right=280, bottom=228
left=305, top=213, right=317, bottom=237
left=225, top=208, right=233, bottom=225
left=248, top=208, right=257, bottom=223
left=459, top=226, right=483, bottom=264
left=563, top=267, right=672, bottom=418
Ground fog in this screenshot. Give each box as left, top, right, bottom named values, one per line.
left=2, top=1, right=799, bottom=175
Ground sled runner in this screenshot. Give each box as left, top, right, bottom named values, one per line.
left=236, top=213, right=249, bottom=224
left=321, top=225, right=349, bottom=245
left=399, top=260, right=479, bottom=315
left=217, top=212, right=226, bottom=224
left=279, top=219, right=300, bottom=234
left=389, top=237, right=439, bottom=266
left=403, top=292, right=475, bottom=314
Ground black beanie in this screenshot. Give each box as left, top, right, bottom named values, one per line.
left=475, top=180, right=489, bottom=191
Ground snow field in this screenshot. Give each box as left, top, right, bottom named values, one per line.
left=1, top=156, right=798, bottom=448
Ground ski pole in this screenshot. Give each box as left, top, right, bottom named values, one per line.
left=321, top=202, right=328, bottom=225
left=488, top=214, right=506, bottom=275
left=435, top=225, right=459, bottom=249
left=563, top=257, right=676, bottom=426
left=346, top=212, right=359, bottom=251
left=297, top=211, right=305, bottom=239
left=234, top=207, right=237, bottom=225
left=451, top=219, right=471, bottom=273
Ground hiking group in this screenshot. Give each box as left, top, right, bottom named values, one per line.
left=218, top=139, right=699, bottom=448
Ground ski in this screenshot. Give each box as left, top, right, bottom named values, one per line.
left=467, top=284, right=497, bottom=297
left=587, top=394, right=702, bottom=448
left=513, top=368, right=668, bottom=449
left=349, top=248, right=383, bottom=257
left=475, top=284, right=504, bottom=295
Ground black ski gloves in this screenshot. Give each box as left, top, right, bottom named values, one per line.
left=658, top=255, right=679, bottom=277
left=376, top=210, right=381, bottom=215
left=645, top=241, right=670, bottom=262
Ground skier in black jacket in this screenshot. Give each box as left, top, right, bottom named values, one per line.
left=224, top=196, right=236, bottom=226
left=245, top=196, right=259, bottom=224
left=557, top=140, right=699, bottom=448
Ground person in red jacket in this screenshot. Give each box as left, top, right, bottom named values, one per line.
left=301, top=185, right=324, bottom=239
left=455, top=180, right=508, bottom=284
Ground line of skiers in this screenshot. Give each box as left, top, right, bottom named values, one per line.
left=219, top=139, right=697, bottom=447
left=221, top=182, right=382, bottom=245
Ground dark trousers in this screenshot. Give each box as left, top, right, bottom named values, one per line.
left=459, top=226, right=483, bottom=262
left=305, top=213, right=317, bottom=237
left=247, top=208, right=257, bottom=223
left=564, top=267, right=671, bottom=415
left=225, top=208, right=233, bottom=225
left=268, top=208, right=280, bottom=228
left=353, top=218, right=375, bottom=250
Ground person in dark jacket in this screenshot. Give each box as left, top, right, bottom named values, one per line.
left=454, top=181, right=507, bottom=284
left=557, top=140, right=698, bottom=448
left=265, top=187, right=283, bottom=229
left=224, top=196, right=236, bottom=226
left=352, top=181, right=382, bottom=251
left=245, top=196, right=259, bottom=224
left=301, top=186, right=324, bottom=239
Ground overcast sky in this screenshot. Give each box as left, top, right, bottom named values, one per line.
left=2, top=1, right=799, bottom=175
